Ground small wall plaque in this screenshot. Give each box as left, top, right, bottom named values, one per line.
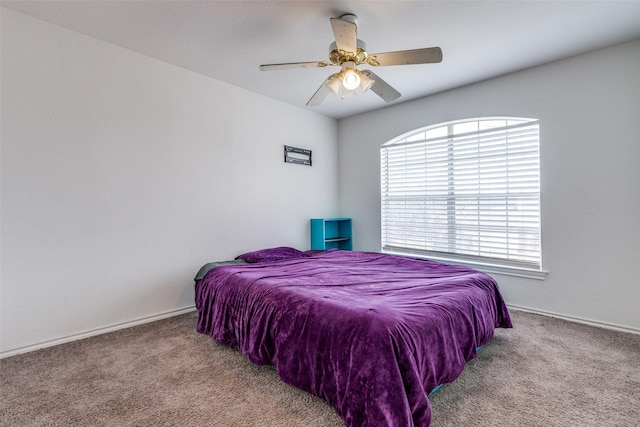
left=284, top=145, right=312, bottom=166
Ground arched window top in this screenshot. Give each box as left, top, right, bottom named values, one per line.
left=383, top=117, right=538, bottom=147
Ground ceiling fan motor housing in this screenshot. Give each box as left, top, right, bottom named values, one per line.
left=328, top=39, right=369, bottom=65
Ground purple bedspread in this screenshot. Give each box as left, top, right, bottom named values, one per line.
left=195, top=250, right=511, bottom=426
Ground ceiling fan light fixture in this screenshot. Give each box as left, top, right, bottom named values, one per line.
left=342, top=69, right=360, bottom=90
left=326, top=74, right=342, bottom=94
left=339, top=61, right=361, bottom=91
left=359, top=71, right=375, bottom=92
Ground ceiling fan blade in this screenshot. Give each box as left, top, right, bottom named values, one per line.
left=368, top=47, right=443, bottom=66
left=259, top=61, right=330, bottom=71
left=306, top=76, right=334, bottom=106
left=330, top=16, right=357, bottom=53
left=361, top=70, right=401, bottom=102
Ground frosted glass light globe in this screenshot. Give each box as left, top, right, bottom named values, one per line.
left=342, top=70, right=361, bottom=90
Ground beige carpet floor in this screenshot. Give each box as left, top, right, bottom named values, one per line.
left=1, top=309, right=639, bottom=426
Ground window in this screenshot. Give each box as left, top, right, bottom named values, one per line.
left=381, top=117, right=543, bottom=278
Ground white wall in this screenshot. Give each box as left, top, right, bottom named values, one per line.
left=338, top=39, right=640, bottom=332
left=0, top=9, right=338, bottom=355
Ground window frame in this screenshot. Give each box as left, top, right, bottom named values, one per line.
left=380, top=117, right=546, bottom=280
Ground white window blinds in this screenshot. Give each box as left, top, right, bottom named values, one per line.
left=381, top=118, right=541, bottom=270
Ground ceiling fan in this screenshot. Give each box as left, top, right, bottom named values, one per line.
left=259, top=14, right=443, bottom=106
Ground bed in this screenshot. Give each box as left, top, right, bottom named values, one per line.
left=195, top=248, right=512, bottom=426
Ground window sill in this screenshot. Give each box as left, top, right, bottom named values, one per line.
left=382, top=250, right=548, bottom=280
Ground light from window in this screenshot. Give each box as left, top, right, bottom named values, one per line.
left=381, top=117, right=541, bottom=272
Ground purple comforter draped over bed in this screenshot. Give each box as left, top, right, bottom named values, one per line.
left=195, top=250, right=511, bottom=426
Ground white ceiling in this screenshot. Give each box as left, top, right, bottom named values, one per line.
left=3, top=1, right=640, bottom=119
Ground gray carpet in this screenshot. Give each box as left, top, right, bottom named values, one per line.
left=1, top=310, right=639, bottom=426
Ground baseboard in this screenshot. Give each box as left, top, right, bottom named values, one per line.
left=0, top=306, right=197, bottom=359
left=4, top=304, right=637, bottom=358
left=508, top=304, right=640, bottom=335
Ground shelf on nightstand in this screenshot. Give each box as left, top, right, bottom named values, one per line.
left=310, top=218, right=352, bottom=250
